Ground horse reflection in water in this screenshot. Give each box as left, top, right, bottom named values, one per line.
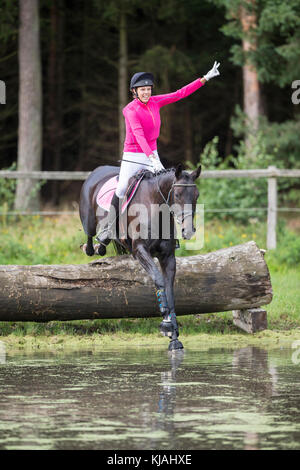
left=150, top=350, right=185, bottom=448
left=158, top=351, right=185, bottom=416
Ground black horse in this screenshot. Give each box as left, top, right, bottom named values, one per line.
left=79, top=163, right=201, bottom=350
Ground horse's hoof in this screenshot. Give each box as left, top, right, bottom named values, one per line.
left=95, top=243, right=106, bottom=256
left=159, top=321, right=173, bottom=337
left=168, top=339, right=184, bottom=351
left=80, top=243, right=95, bottom=256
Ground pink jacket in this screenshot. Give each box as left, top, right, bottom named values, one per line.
left=122, top=78, right=204, bottom=156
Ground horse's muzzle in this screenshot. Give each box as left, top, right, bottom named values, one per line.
left=182, top=227, right=196, bottom=240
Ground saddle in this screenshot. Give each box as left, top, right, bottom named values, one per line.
left=96, top=169, right=147, bottom=214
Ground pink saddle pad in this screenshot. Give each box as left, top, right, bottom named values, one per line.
left=96, top=174, right=143, bottom=214
left=96, top=176, right=118, bottom=212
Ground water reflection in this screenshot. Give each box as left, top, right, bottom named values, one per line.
left=152, top=346, right=299, bottom=450
left=0, top=344, right=299, bottom=450
left=232, top=346, right=279, bottom=397
left=0, top=342, right=5, bottom=365
left=232, top=347, right=279, bottom=450
left=156, top=350, right=184, bottom=445
left=158, top=350, right=184, bottom=415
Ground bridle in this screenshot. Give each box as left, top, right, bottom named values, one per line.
left=155, top=174, right=197, bottom=226
left=118, top=158, right=198, bottom=227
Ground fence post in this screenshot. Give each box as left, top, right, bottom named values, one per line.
left=267, top=165, right=277, bottom=249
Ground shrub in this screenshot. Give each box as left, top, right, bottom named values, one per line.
left=189, top=131, right=298, bottom=223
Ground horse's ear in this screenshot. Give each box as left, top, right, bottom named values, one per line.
left=191, top=165, right=201, bottom=181
left=175, top=163, right=183, bottom=179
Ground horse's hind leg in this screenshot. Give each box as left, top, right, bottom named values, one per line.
left=86, top=236, right=95, bottom=256
left=81, top=235, right=96, bottom=256
left=80, top=205, right=97, bottom=256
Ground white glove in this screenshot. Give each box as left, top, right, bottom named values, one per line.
left=149, top=154, right=163, bottom=172
left=204, top=61, right=220, bottom=81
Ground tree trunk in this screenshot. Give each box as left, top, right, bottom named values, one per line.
left=15, top=0, right=42, bottom=212
left=118, top=8, right=128, bottom=157
left=0, top=242, right=272, bottom=322
left=240, top=0, right=260, bottom=155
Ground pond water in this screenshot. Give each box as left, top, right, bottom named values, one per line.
left=0, top=344, right=299, bottom=450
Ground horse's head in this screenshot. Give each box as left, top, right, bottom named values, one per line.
left=172, top=163, right=201, bottom=240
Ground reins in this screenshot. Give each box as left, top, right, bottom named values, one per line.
left=118, top=158, right=197, bottom=227
left=155, top=172, right=196, bottom=226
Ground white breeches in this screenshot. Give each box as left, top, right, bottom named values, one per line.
left=115, top=151, right=164, bottom=198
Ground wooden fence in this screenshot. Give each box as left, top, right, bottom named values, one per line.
left=1, top=165, right=300, bottom=249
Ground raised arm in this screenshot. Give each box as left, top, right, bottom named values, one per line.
left=153, top=78, right=204, bottom=108
left=154, top=62, right=220, bottom=108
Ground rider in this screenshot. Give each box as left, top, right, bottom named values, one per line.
left=97, top=61, right=220, bottom=254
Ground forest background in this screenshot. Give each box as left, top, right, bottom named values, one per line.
left=0, top=0, right=300, bottom=212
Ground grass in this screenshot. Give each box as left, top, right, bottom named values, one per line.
left=0, top=212, right=299, bottom=349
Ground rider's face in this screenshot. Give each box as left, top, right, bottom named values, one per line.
left=136, top=86, right=152, bottom=104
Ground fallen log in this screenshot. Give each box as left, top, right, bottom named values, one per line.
left=0, top=241, right=272, bottom=323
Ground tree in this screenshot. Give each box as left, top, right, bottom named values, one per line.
left=240, top=0, right=260, bottom=134
left=14, top=0, right=42, bottom=211
left=94, top=0, right=132, bottom=156
left=212, top=0, right=300, bottom=164
left=211, top=0, right=261, bottom=158
left=0, top=0, right=19, bottom=169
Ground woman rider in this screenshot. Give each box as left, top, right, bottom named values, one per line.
left=97, top=61, right=220, bottom=254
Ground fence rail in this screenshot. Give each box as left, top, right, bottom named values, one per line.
left=1, top=166, right=299, bottom=249
left=1, top=168, right=300, bottom=180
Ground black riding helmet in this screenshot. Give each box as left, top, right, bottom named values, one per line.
left=130, top=72, right=154, bottom=90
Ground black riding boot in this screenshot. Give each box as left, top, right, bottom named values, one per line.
left=96, top=193, right=120, bottom=255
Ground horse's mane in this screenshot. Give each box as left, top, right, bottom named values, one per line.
left=142, top=167, right=176, bottom=180
left=128, top=166, right=190, bottom=189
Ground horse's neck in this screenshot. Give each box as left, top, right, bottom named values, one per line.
left=157, top=171, right=175, bottom=201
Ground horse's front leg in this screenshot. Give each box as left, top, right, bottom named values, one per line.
left=158, top=251, right=183, bottom=351
left=133, top=243, right=169, bottom=317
